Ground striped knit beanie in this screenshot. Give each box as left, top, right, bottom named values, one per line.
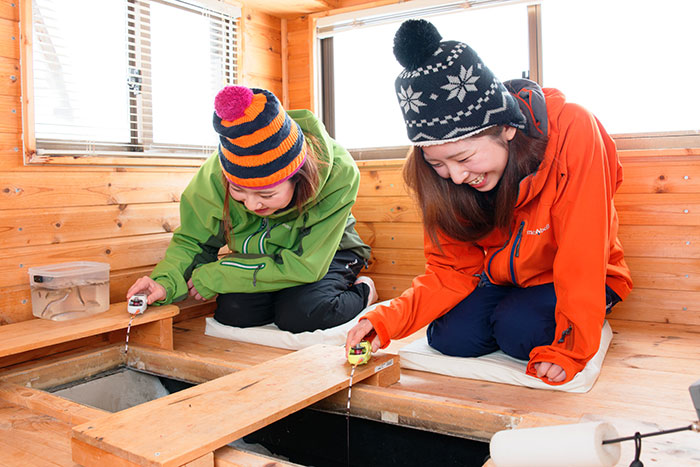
left=213, top=86, right=306, bottom=189
left=392, top=20, right=525, bottom=146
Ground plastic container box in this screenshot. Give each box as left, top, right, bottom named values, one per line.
left=29, top=261, right=110, bottom=321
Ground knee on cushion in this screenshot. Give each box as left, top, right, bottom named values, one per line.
left=273, top=297, right=338, bottom=333
left=426, top=319, right=498, bottom=357
left=492, top=307, right=556, bottom=361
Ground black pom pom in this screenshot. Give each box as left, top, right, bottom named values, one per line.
left=393, top=19, right=442, bottom=70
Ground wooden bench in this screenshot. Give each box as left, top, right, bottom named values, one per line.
left=0, top=302, right=179, bottom=364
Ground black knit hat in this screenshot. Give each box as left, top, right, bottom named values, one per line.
left=393, top=19, right=526, bottom=146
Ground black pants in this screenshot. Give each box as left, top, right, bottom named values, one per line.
left=214, top=250, right=369, bottom=333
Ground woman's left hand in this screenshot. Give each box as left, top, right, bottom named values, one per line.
left=533, top=361, right=567, bottom=383
left=187, top=278, right=206, bottom=301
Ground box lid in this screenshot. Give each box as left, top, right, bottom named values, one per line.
left=28, top=261, right=110, bottom=286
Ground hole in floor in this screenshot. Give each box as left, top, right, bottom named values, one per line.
left=244, top=408, right=491, bottom=467
left=46, top=368, right=490, bottom=465
left=46, top=366, right=193, bottom=413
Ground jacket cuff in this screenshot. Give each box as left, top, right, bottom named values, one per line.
left=151, top=276, right=176, bottom=305
left=365, top=315, right=391, bottom=349
left=191, top=269, right=217, bottom=300
left=527, top=348, right=583, bottom=385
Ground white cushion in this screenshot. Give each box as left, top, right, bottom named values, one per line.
left=398, top=320, right=613, bottom=393
left=204, top=300, right=393, bottom=350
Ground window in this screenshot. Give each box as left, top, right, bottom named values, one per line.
left=320, top=1, right=530, bottom=151
left=23, top=0, right=239, bottom=166
left=541, top=0, right=700, bottom=140
left=320, top=0, right=700, bottom=152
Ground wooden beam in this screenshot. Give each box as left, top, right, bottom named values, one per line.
left=109, top=318, right=174, bottom=351
left=214, top=445, right=302, bottom=467
left=72, top=346, right=398, bottom=467
left=72, top=438, right=143, bottom=467
left=0, top=381, right=107, bottom=426
left=0, top=303, right=178, bottom=358
left=125, top=345, right=239, bottom=384
left=183, top=452, right=214, bottom=467
left=0, top=344, right=123, bottom=389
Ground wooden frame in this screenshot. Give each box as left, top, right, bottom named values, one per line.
left=71, top=346, right=398, bottom=466
left=0, top=338, right=398, bottom=467
left=0, top=350, right=304, bottom=467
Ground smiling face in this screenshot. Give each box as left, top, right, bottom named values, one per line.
left=228, top=180, right=295, bottom=216
left=422, top=126, right=516, bottom=192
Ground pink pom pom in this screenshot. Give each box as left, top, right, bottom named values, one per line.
left=214, top=86, right=254, bottom=121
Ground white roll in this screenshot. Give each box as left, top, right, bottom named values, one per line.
left=489, top=421, right=621, bottom=467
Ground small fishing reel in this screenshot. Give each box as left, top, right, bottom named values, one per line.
left=347, top=341, right=371, bottom=366
left=127, top=294, right=148, bottom=315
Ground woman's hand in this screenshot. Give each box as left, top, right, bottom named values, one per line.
left=187, top=278, right=206, bottom=301
left=533, top=361, right=567, bottom=383
left=126, top=276, right=166, bottom=305
left=345, top=319, right=381, bottom=354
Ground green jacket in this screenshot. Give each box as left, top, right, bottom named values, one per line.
left=151, top=110, right=370, bottom=304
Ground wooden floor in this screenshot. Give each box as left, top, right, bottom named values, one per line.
left=1, top=314, right=698, bottom=466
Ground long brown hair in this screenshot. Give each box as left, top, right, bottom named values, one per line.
left=222, top=131, right=326, bottom=247
left=403, top=126, right=548, bottom=245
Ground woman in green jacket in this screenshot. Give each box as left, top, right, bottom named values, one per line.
left=127, top=86, right=376, bottom=332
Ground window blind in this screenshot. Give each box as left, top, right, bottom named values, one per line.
left=31, top=0, right=239, bottom=160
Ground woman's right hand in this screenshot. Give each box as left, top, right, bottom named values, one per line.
left=345, top=319, right=381, bottom=354
left=126, top=276, right=166, bottom=305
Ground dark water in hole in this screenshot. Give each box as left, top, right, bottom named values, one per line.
left=244, top=408, right=490, bottom=467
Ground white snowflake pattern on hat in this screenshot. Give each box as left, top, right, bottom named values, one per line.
left=441, top=65, right=479, bottom=102
left=398, top=86, right=426, bottom=114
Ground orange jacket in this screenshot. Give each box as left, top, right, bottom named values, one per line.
left=364, top=88, right=633, bottom=385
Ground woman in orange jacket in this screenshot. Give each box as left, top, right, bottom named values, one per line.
left=345, top=19, right=633, bottom=385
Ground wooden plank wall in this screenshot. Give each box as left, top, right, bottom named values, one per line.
left=238, top=8, right=283, bottom=96
left=287, top=15, right=312, bottom=111
left=354, top=150, right=700, bottom=327
left=0, top=1, right=281, bottom=326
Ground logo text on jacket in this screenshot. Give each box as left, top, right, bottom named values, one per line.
left=526, top=224, right=550, bottom=235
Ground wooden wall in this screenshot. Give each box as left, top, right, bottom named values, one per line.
left=238, top=8, right=283, bottom=96
left=287, top=15, right=312, bottom=111
left=0, top=1, right=282, bottom=325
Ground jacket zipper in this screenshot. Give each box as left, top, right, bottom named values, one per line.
left=487, top=230, right=514, bottom=280
left=510, top=221, right=526, bottom=285
left=259, top=219, right=274, bottom=255
left=242, top=218, right=268, bottom=254
left=557, top=324, right=574, bottom=350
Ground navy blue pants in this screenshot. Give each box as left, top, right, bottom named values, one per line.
left=427, top=274, right=621, bottom=361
